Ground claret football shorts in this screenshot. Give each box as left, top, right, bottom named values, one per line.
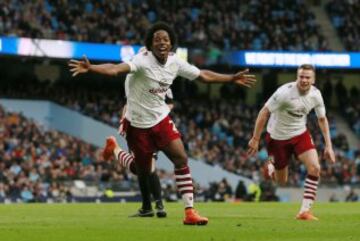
left=265, top=130, right=315, bottom=170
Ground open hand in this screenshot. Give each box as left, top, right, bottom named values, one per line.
left=247, top=137, right=259, bottom=156
left=233, top=69, right=256, bottom=88
left=324, top=146, right=336, bottom=164
left=68, top=55, right=91, bottom=77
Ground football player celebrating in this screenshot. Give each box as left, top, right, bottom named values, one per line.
left=248, top=64, right=335, bottom=221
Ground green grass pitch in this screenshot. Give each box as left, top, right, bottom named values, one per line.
left=0, top=202, right=359, bottom=241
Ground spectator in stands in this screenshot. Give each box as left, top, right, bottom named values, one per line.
left=345, top=188, right=359, bottom=202
left=1, top=77, right=359, bottom=188
left=0, top=0, right=328, bottom=51
left=326, top=0, right=360, bottom=51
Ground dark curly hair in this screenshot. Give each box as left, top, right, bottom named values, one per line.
left=145, top=22, right=177, bottom=52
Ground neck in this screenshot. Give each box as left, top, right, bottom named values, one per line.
left=153, top=53, right=167, bottom=65
left=297, top=84, right=310, bottom=95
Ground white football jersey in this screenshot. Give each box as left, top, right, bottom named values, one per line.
left=265, top=82, right=326, bottom=140
left=124, top=51, right=200, bottom=128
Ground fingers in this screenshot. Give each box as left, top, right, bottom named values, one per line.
left=330, top=154, right=336, bottom=163
left=243, top=74, right=256, bottom=79
left=238, top=68, right=249, bottom=75
left=68, top=60, right=81, bottom=77
left=324, top=149, right=336, bottom=164
left=239, top=74, right=256, bottom=80
left=69, top=59, right=80, bottom=64
left=247, top=147, right=257, bottom=156
left=68, top=62, right=79, bottom=68
left=83, top=55, right=90, bottom=65
left=247, top=139, right=258, bottom=156
left=69, top=67, right=80, bottom=77
left=233, top=72, right=255, bottom=79
left=68, top=57, right=88, bottom=77
left=233, top=69, right=257, bottom=88
left=243, top=76, right=257, bottom=84
left=236, top=81, right=252, bottom=88
left=234, top=77, right=256, bottom=88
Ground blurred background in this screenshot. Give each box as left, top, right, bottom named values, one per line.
left=0, top=0, right=359, bottom=204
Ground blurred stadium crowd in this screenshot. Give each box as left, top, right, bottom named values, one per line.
left=1, top=77, right=359, bottom=203
left=2, top=0, right=358, bottom=51
left=0, top=105, right=138, bottom=202
left=0, top=104, right=277, bottom=203
left=326, top=0, right=360, bottom=51
left=0, top=0, right=359, bottom=203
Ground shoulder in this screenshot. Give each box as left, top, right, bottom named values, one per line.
left=310, top=85, right=323, bottom=101
left=284, top=82, right=295, bottom=89
left=310, top=85, right=322, bottom=96
left=129, top=51, right=151, bottom=67
left=270, top=83, right=295, bottom=102
left=170, top=52, right=186, bottom=65
left=276, top=82, right=294, bottom=95
left=129, top=52, right=145, bottom=62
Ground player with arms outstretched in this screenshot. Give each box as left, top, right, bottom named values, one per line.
left=69, top=22, right=256, bottom=225
left=248, top=64, right=335, bottom=221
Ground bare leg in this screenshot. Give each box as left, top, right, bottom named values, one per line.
left=161, top=138, right=188, bottom=169
left=161, top=138, right=193, bottom=208
left=274, top=167, right=288, bottom=186
left=297, top=149, right=320, bottom=215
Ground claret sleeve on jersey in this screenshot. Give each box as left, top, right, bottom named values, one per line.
left=177, top=58, right=201, bottom=81
left=265, top=85, right=286, bottom=113
left=314, top=90, right=326, bottom=118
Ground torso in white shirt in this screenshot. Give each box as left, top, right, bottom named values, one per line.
left=265, top=82, right=326, bottom=140
left=124, top=51, right=200, bottom=128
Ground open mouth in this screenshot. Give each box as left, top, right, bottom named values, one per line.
left=159, top=50, right=167, bottom=55
left=301, top=83, right=309, bottom=88
left=157, top=46, right=168, bottom=53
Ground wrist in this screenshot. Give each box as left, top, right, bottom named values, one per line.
left=325, top=144, right=333, bottom=149
left=252, top=136, right=260, bottom=141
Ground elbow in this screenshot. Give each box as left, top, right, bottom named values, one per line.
left=261, top=107, right=270, bottom=119
left=318, top=116, right=327, bottom=124
left=199, top=70, right=212, bottom=83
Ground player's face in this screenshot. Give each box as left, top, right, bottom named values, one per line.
left=152, top=30, right=172, bottom=63
left=296, top=69, right=315, bottom=94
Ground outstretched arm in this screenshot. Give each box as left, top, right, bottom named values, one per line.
left=247, top=106, right=271, bottom=156
left=317, top=116, right=336, bottom=163
left=198, top=69, right=256, bottom=88
left=69, top=55, right=131, bottom=77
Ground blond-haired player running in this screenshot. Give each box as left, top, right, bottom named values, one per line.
left=248, top=64, right=335, bottom=221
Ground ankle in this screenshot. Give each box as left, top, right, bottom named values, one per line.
left=114, top=146, right=121, bottom=158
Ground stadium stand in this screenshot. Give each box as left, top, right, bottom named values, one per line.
left=326, top=0, right=360, bottom=51
left=0, top=0, right=359, bottom=205
left=0, top=0, right=328, bottom=50
left=0, top=105, right=141, bottom=202
left=1, top=78, right=359, bottom=189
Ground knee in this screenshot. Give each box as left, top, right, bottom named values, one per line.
left=307, top=163, right=321, bottom=177
left=173, top=152, right=188, bottom=169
